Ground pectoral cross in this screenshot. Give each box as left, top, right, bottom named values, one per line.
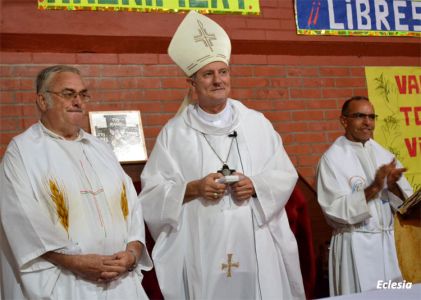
left=221, top=253, right=239, bottom=277
left=217, top=164, right=235, bottom=176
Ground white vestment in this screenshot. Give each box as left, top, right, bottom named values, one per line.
left=317, top=136, right=413, bottom=296
left=0, top=122, right=152, bottom=300
left=140, top=99, right=305, bottom=300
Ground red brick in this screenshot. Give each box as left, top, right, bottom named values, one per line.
left=320, top=67, right=350, bottom=77
left=352, top=89, right=369, bottom=97
left=306, top=99, right=338, bottom=109
left=287, top=67, right=319, bottom=77
left=231, top=77, right=268, bottom=88
left=143, top=90, right=183, bottom=101
left=350, top=68, right=366, bottom=77
left=254, top=66, right=286, bottom=77
left=118, top=54, right=159, bottom=65
left=310, top=120, right=342, bottom=131
left=76, top=54, right=119, bottom=64
left=13, top=65, right=44, bottom=77
left=327, top=131, right=343, bottom=142
left=244, top=100, right=274, bottom=111
left=246, top=19, right=280, bottom=29
left=0, top=91, right=16, bottom=103
left=157, top=54, right=173, bottom=64
left=271, top=78, right=302, bottom=87
left=302, top=78, right=335, bottom=88
left=0, top=118, right=22, bottom=131
left=284, top=144, right=312, bottom=155
left=264, top=111, right=291, bottom=122
left=23, top=117, right=38, bottom=128
left=0, top=78, right=20, bottom=90
left=273, top=100, right=306, bottom=110
left=231, top=55, right=267, bottom=65
left=295, top=133, right=326, bottom=143
left=297, top=155, right=321, bottom=166
left=296, top=166, right=316, bottom=179
left=161, top=101, right=181, bottom=113
left=230, top=66, right=254, bottom=76
left=143, top=126, right=161, bottom=138
left=325, top=110, right=341, bottom=120
left=102, top=65, right=142, bottom=77
left=142, top=114, right=172, bottom=126
left=20, top=79, right=35, bottom=90
left=78, top=65, right=103, bottom=77
left=0, top=132, right=17, bottom=144
left=32, top=53, right=76, bottom=64
left=312, top=143, right=332, bottom=154
left=279, top=20, right=296, bottom=30
left=0, top=145, right=6, bottom=158
left=143, top=65, right=181, bottom=77
left=292, top=111, right=324, bottom=121
left=335, top=77, right=366, bottom=87
left=161, top=78, right=188, bottom=89
left=276, top=122, right=308, bottom=133
left=22, top=105, right=37, bottom=116
left=290, top=88, right=322, bottom=99
left=0, top=52, right=32, bottom=64
left=230, top=29, right=266, bottom=40
left=0, top=66, right=13, bottom=77
left=256, top=89, right=288, bottom=99
left=0, top=105, right=22, bottom=117
left=91, top=78, right=120, bottom=90
left=279, top=133, right=294, bottom=145
left=231, top=88, right=255, bottom=99
left=322, top=88, right=354, bottom=99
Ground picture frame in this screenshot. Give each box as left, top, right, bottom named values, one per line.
left=89, top=110, right=148, bottom=163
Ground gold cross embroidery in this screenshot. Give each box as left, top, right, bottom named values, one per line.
left=194, top=20, right=216, bottom=52
left=221, top=253, right=239, bottom=277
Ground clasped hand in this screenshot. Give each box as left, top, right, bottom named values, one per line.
left=72, top=251, right=136, bottom=283
left=198, top=172, right=255, bottom=202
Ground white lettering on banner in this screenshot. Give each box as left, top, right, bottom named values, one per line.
left=394, top=0, right=409, bottom=31
left=413, top=2, right=421, bottom=31
left=375, top=0, right=390, bottom=30
left=327, top=0, right=421, bottom=32
left=356, top=0, right=371, bottom=30
left=376, top=280, right=413, bottom=289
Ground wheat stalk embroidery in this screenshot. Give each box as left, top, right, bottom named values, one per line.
left=48, top=179, right=69, bottom=237
left=120, top=183, right=129, bottom=220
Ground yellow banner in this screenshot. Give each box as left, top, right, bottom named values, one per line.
left=38, top=0, right=260, bottom=14
left=365, top=67, right=421, bottom=191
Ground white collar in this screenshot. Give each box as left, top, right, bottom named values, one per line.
left=38, top=121, right=86, bottom=142
left=194, top=102, right=233, bottom=128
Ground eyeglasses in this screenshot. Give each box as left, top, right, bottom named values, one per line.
left=46, top=89, right=91, bottom=102
left=343, top=113, right=378, bottom=121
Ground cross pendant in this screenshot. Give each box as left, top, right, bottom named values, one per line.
left=221, top=253, right=239, bottom=277
left=217, top=164, right=235, bottom=176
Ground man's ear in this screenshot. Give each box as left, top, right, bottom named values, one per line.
left=339, top=115, right=347, bottom=128
left=36, top=94, right=49, bottom=112
left=186, top=78, right=195, bottom=88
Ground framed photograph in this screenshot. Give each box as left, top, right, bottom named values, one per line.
left=89, top=110, right=148, bottom=163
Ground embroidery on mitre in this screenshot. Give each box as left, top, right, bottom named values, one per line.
left=194, top=20, right=217, bottom=51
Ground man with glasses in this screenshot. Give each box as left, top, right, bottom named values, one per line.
left=316, top=96, right=413, bottom=296
left=0, top=65, right=152, bottom=299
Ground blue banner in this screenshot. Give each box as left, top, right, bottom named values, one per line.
left=295, top=0, right=421, bottom=37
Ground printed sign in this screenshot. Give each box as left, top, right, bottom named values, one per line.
left=38, top=0, right=260, bottom=14
left=295, top=0, right=421, bottom=37
left=365, top=67, right=421, bottom=190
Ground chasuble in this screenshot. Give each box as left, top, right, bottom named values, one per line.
left=140, top=99, right=305, bottom=300
left=0, top=122, right=152, bottom=299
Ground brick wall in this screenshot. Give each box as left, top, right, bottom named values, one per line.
left=3, top=52, right=417, bottom=186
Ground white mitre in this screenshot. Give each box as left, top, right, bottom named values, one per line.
left=168, top=10, right=231, bottom=77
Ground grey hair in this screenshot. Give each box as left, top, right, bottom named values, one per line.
left=36, top=65, right=80, bottom=94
